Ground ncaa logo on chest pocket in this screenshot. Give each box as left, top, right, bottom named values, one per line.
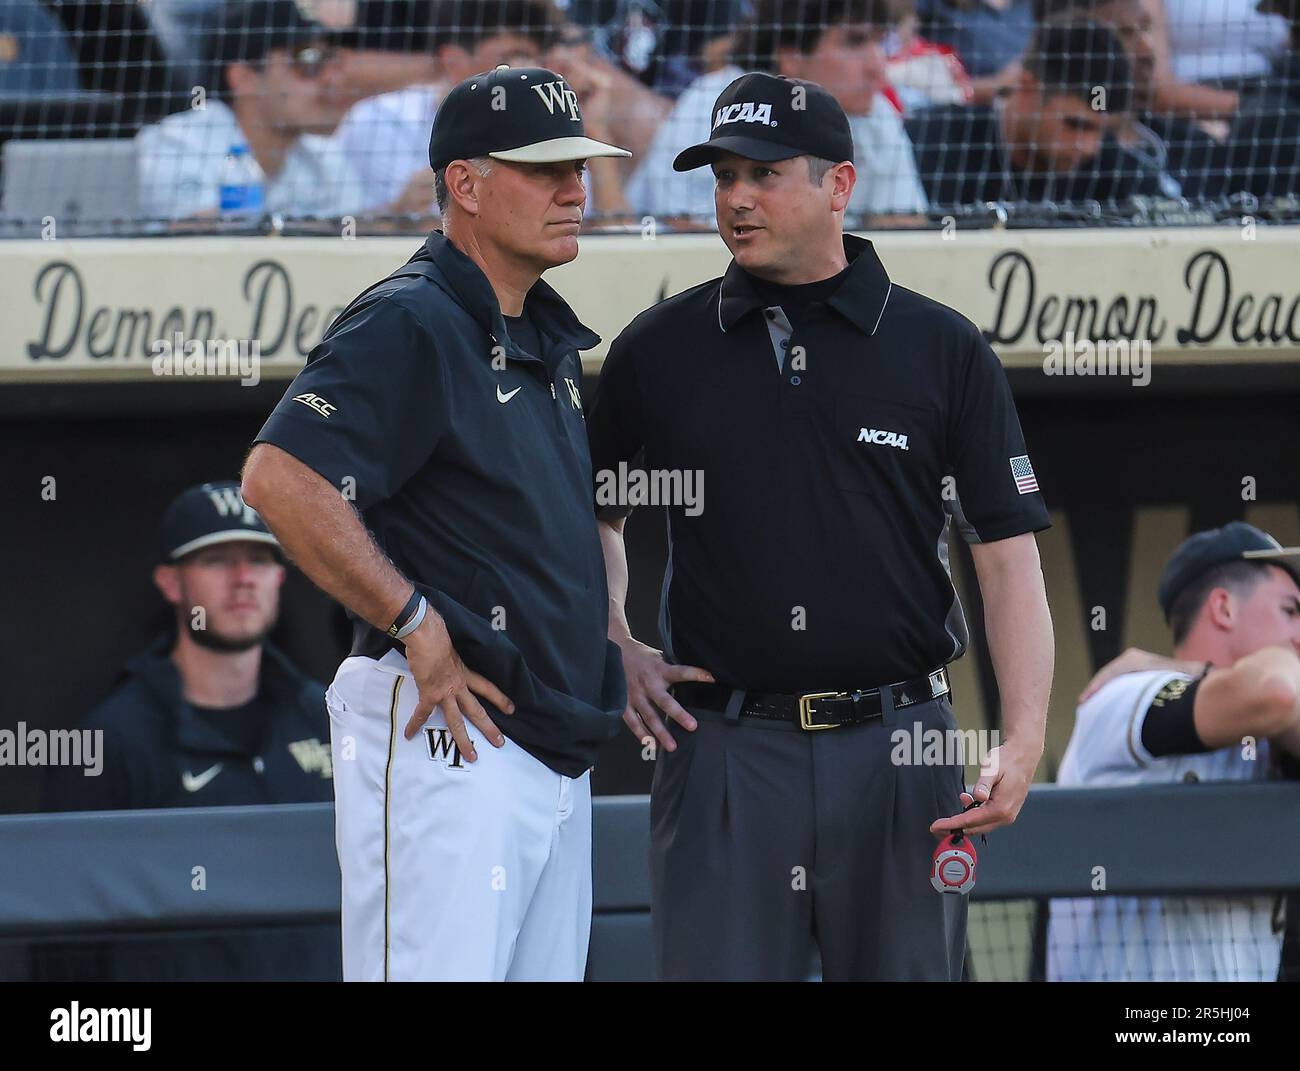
left=424, top=726, right=468, bottom=770
left=857, top=427, right=909, bottom=450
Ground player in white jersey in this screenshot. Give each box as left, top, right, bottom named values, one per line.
left=1048, top=522, right=1300, bottom=981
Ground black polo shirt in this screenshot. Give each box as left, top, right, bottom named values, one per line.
left=587, top=235, right=1050, bottom=693
left=254, top=231, right=625, bottom=777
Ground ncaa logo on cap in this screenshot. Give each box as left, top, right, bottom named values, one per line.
left=713, top=101, right=776, bottom=129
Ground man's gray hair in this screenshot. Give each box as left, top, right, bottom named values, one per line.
left=434, top=157, right=495, bottom=215
left=806, top=156, right=839, bottom=185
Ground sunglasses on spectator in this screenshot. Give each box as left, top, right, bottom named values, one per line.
left=290, top=44, right=337, bottom=78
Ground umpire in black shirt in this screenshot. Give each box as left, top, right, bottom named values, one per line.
left=588, top=73, right=1055, bottom=981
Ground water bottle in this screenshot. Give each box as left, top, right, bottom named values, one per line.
left=218, top=143, right=265, bottom=216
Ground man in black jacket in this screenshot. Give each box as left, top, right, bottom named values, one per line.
left=46, top=480, right=332, bottom=812
left=39, top=480, right=336, bottom=981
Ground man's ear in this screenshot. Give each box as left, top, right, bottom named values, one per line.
left=828, top=160, right=857, bottom=212
left=1204, top=587, right=1238, bottom=632
left=153, top=563, right=182, bottom=608
left=443, top=159, right=484, bottom=217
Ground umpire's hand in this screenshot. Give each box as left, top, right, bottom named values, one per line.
left=617, top=637, right=713, bottom=753
left=402, top=611, right=514, bottom=762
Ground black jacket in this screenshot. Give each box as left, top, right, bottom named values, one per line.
left=45, top=634, right=333, bottom=811
left=254, top=231, right=627, bottom=777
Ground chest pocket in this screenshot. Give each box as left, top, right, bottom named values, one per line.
left=822, top=392, right=941, bottom=500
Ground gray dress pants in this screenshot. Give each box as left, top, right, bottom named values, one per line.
left=650, top=689, right=969, bottom=981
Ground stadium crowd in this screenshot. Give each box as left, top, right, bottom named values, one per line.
left=1, top=0, right=1298, bottom=225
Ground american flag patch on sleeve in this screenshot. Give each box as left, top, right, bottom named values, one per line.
left=1010, top=455, right=1039, bottom=495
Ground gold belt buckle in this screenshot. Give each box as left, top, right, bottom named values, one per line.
left=798, top=691, right=845, bottom=731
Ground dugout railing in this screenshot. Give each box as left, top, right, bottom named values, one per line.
left=2, top=782, right=1299, bottom=981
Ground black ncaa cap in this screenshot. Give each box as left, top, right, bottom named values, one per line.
left=673, top=72, right=854, bottom=172
left=428, top=65, right=631, bottom=172
left=1157, top=521, right=1300, bottom=620
left=158, top=480, right=280, bottom=563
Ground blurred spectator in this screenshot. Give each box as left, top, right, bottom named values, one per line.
left=906, top=19, right=1166, bottom=206
left=333, top=0, right=561, bottom=214
left=329, top=0, right=439, bottom=100
left=627, top=0, right=929, bottom=222
left=37, top=486, right=338, bottom=983
left=885, top=3, right=975, bottom=110
left=567, top=0, right=743, bottom=95
left=45, top=481, right=331, bottom=813
left=1129, top=0, right=1287, bottom=132
left=136, top=0, right=366, bottom=220
left=42, top=0, right=190, bottom=120
left=1223, top=0, right=1300, bottom=196
left=916, top=0, right=1036, bottom=103
left=1049, top=0, right=1225, bottom=197
left=546, top=25, right=673, bottom=213
left=1164, top=0, right=1289, bottom=85
left=1047, top=523, right=1300, bottom=981
left=0, top=0, right=82, bottom=94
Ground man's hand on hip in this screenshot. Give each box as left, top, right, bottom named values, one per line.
left=617, top=637, right=712, bottom=752
left=402, top=612, right=514, bottom=761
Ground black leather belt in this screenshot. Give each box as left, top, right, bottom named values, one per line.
left=673, top=667, right=950, bottom=731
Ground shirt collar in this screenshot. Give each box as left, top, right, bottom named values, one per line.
left=420, top=230, right=600, bottom=357
left=717, top=234, right=892, bottom=337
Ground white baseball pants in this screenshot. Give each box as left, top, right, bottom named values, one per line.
left=325, top=649, right=593, bottom=981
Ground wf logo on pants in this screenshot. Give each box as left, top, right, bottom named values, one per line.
left=425, top=726, right=467, bottom=769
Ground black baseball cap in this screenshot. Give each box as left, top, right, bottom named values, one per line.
left=428, top=65, right=631, bottom=172
left=214, top=0, right=327, bottom=66
left=1157, top=521, right=1300, bottom=620
left=329, top=0, right=433, bottom=52
left=672, top=72, right=854, bottom=172
left=158, top=481, right=280, bottom=563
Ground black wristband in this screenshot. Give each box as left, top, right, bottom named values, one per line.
left=387, top=588, right=423, bottom=638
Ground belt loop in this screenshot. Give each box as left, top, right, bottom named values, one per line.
left=878, top=681, right=897, bottom=729
left=723, top=688, right=745, bottom=724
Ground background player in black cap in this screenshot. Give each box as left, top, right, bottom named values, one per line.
left=38, top=488, right=337, bottom=983
left=242, top=66, right=629, bottom=980
left=45, top=479, right=331, bottom=814
left=588, top=72, right=1054, bottom=981
left=1051, top=521, right=1300, bottom=981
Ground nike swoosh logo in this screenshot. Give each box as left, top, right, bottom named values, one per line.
left=496, top=385, right=522, bottom=404
left=181, top=763, right=223, bottom=792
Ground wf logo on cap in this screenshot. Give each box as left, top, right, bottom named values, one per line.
left=531, top=81, right=581, bottom=121
left=205, top=485, right=261, bottom=527
left=713, top=102, right=775, bottom=129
